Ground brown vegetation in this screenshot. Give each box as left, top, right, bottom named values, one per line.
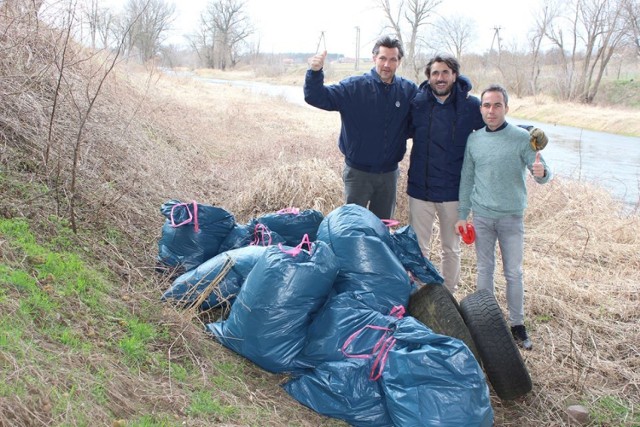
left=1, top=11, right=639, bottom=427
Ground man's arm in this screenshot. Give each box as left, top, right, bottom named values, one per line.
left=303, top=50, right=339, bottom=111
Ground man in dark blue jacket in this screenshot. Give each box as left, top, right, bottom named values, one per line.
left=304, top=35, right=418, bottom=219
left=408, top=55, right=546, bottom=293
left=408, top=55, right=482, bottom=293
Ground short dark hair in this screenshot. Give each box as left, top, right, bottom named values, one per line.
left=424, top=55, right=460, bottom=77
left=481, top=84, right=509, bottom=106
left=372, top=35, right=404, bottom=59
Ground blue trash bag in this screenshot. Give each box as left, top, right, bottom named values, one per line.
left=219, top=219, right=287, bottom=252
left=256, top=208, right=324, bottom=246
left=218, top=219, right=257, bottom=252
left=161, top=245, right=267, bottom=310
left=157, top=200, right=235, bottom=272
left=390, top=225, right=444, bottom=285
left=316, top=204, right=393, bottom=247
left=297, top=291, right=404, bottom=368
left=282, top=358, right=394, bottom=427
left=379, top=317, right=494, bottom=427
left=206, top=239, right=339, bottom=373
left=317, top=206, right=412, bottom=311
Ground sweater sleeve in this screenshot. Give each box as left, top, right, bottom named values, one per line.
left=458, top=138, right=475, bottom=220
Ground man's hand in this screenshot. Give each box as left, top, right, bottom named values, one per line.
left=529, top=127, right=548, bottom=151
left=532, top=152, right=545, bottom=178
left=308, top=50, right=327, bottom=71
left=454, top=220, right=468, bottom=235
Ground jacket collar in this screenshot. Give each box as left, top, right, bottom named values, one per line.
left=370, top=67, right=396, bottom=85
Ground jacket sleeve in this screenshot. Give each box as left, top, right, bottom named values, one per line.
left=303, top=69, right=340, bottom=111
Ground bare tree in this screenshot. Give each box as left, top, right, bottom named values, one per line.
left=81, top=0, right=101, bottom=49
left=432, top=13, right=477, bottom=60
left=543, top=0, right=627, bottom=103
left=189, top=15, right=216, bottom=68
left=622, top=0, right=640, bottom=56
left=1, top=0, right=44, bottom=17
left=529, top=2, right=555, bottom=96
left=120, top=0, right=175, bottom=62
left=377, top=0, right=442, bottom=81
left=200, top=0, right=253, bottom=70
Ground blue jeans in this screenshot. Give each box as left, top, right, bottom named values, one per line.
left=343, top=164, right=399, bottom=219
left=474, top=215, right=525, bottom=326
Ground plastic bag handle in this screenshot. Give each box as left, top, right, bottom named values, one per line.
left=341, top=324, right=397, bottom=381
left=276, top=207, right=300, bottom=215
left=170, top=200, right=199, bottom=232
left=250, top=223, right=273, bottom=246
left=278, top=234, right=312, bottom=257
left=382, top=219, right=400, bottom=228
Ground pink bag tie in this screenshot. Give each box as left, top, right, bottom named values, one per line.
left=251, top=223, right=273, bottom=246
left=340, top=306, right=405, bottom=380
left=382, top=219, right=400, bottom=228
left=278, top=234, right=312, bottom=257
left=170, top=200, right=199, bottom=232
left=277, top=207, right=301, bottom=215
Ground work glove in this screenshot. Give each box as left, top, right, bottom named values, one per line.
left=528, top=127, right=548, bottom=151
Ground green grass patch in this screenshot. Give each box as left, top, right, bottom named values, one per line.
left=128, top=414, right=181, bottom=427
left=601, top=79, right=640, bottom=108
left=187, top=390, right=238, bottom=418
left=0, top=218, right=111, bottom=316
left=588, top=395, right=639, bottom=425
left=119, top=318, right=159, bottom=364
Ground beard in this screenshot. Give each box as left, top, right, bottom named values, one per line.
left=430, top=81, right=453, bottom=97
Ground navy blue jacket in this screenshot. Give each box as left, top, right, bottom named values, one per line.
left=304, top=68, right=418, bottom=173
left=407, top=75, right=484, bottom=202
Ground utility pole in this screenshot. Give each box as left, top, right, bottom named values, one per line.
left=355, top=26, right=360, bottom=70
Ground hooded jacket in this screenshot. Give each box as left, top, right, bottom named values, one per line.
left=407, top=75, right=485, bottom=202
left=304, top=67, right=418, bottom=173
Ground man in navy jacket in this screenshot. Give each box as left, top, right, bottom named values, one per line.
left=304, top=35, right=418, bottom=219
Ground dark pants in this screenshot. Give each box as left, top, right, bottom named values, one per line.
left=342, top=164, right=399, bottom=219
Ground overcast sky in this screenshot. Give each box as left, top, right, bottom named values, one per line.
left=104, top=0, right=543, bottom=56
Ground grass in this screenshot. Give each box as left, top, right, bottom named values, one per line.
left=1, top=9, right=639, bottom=426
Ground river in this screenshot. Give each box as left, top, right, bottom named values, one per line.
left=188, top=74, right=639, bottom=214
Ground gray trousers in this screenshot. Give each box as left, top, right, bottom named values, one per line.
left=474, top=215, right=526, bottom=326
left=342, top=164, right=399, bottom=219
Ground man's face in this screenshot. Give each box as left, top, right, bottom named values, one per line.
left=428, top=61, right=457, bottom=100
left=373, top=46, right=401, bottom=84
left=480, top=90, right=509, bottom=130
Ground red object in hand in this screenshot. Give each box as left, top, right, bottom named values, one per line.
left=459, top=223, right=476, bottom=245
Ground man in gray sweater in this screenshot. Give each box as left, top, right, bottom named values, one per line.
left=455, top=84, right=551, bottom=350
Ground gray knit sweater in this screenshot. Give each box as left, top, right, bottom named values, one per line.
left=458, top=123, right=551, bottom=220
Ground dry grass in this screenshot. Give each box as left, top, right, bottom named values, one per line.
left=1, top=9, right=639, bottom=426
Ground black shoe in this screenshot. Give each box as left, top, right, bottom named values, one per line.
left=511, top=325, right=533, bottom=350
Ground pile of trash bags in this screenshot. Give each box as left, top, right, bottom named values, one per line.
left=158, top=199, right=494, bottom=426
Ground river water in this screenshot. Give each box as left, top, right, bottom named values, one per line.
left=192, top=75, right=640, bottom=213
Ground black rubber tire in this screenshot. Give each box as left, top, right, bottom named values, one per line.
left=408, top=284, right=481, bottom=363
left=459, top=289, right=532, bottom=400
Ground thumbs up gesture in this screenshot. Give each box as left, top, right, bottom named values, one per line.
left=532, top=152, right=545, bottom=178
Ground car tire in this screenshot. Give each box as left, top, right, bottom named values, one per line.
left=408, top=283, right=481, bottom=363
left=459, top=289, right=533, bottom=400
